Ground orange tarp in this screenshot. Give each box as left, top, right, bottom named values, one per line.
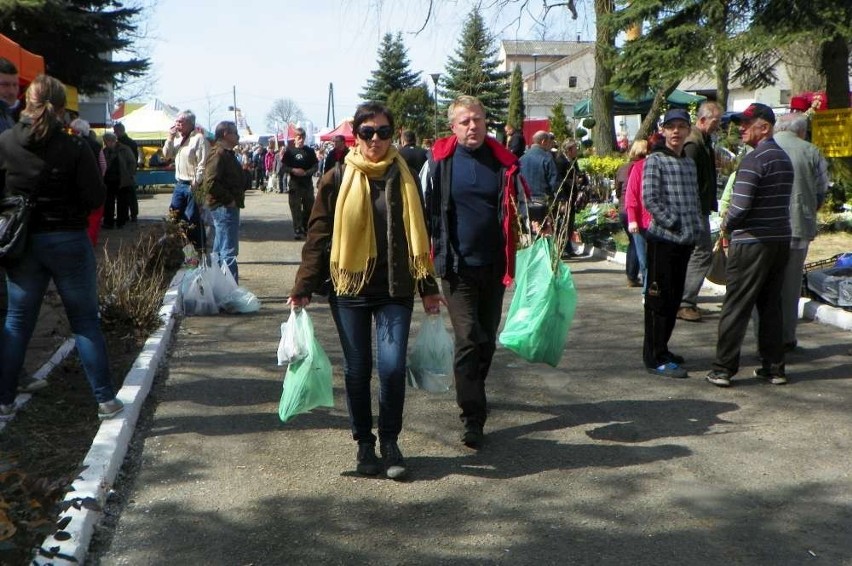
left=0, top=33, right=45, bottom=84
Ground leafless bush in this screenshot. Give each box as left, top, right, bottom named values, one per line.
left=97, top=222, right=185, bottom=334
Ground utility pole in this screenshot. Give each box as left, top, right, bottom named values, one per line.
left=326, top=83, right=336, bottom=127
left=232, top=86, right=238, bottom=124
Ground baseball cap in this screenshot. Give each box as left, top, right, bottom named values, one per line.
left=661, top=108, right=691, bottom=126
left=731, top=103, right=776, bottom=125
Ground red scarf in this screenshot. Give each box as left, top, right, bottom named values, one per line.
left=432, top=136, right=529, bottom=286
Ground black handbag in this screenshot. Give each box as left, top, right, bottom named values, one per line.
left=0, top=193, right=35, bottom=261
left=706, top=237, right=727, bottom=285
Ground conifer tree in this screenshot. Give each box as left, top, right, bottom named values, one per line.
left=549, top=99, right=569, bottom=144
left=441, top=8, right=509, bottom=125
left=506, top=64, right=525, bottom=129
left=0, top=0, right=150, bottom=94
left=386, top=84, right=434, bottom=142
left=360, top=32, right=421, bottom=103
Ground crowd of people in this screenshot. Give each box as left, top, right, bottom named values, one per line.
left=0, top=61, right=830, bottom=482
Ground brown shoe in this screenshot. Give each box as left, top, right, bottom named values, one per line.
left=627, top=277, right=641, bottom=288
left=677, top=306, right=702, bottom=322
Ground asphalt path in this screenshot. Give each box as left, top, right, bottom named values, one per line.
left=95, top=189, right=852, bottom=566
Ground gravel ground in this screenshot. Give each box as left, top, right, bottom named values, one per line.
left=89, top=190, right=852, bottom=566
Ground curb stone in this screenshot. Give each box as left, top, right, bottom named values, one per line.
left=32, top=270, right=185, bottom=566
left=597, top=246, right=852, bottom=331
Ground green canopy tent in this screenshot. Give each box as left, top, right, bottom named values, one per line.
left=572, top=89, right=707, bottom=118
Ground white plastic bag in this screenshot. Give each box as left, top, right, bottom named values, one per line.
left=182, top=267, right=219, bottom=316
left=407, top=313, right=454, bottom=393
left=277, top=308, right=309, bottom=365
left=223, top=286, right=261, bottom=313
left=207, top=254, right=239, bottom=306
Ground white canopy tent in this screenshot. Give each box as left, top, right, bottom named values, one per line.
left=115, top=99, right=180, bottom=141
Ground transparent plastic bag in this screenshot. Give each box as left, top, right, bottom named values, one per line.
left=279, top=311, right=334, bottom=422
left=407, top=313, right=454, bottom=393
left=181, top=266, right=219, bottom=316
left=208, top=253, right=239, bottom=306
left=223, top=286, right=261, bottom=313
left=278, top=308, right=309, bottom=365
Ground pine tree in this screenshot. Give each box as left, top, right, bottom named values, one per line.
left=441, top=8, right=509, bottom=125
left=360, top=32, right=421, bottom=103
left=549, top=99, right=569, bottom=144
left=386, top=84, right=434, bottom=142
left=0, top=0, right=149, bottom=94
left=506, top=64, right=525, bottom=129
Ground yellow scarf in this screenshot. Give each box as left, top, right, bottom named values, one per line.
left=330, top=146, right=433, bottom=296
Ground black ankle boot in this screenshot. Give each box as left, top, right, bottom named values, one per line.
left=356, top=443, right=380, bottom=476
left=380, top=441, right=407, bottom=480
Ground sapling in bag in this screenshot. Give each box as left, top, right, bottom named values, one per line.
left=499, top=237, right=578, bottom=367
left=407, top=313, right=454, bottom=392
left=278, top=310, right=334, bottom=422
left=277, top=308, right=309, bottom=365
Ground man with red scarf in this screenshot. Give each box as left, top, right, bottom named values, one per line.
left=424, top=95, right=528, bottom=449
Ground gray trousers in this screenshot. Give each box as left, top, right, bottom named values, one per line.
left=754, top=244, right=808, bottom=345
left=681, top=214, right=712, bottom=307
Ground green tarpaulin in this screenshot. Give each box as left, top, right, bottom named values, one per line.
left=572, top=89, right=707, bottom=118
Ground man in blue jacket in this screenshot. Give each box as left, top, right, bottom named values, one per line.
left=519, top=130, right=558, bottom=227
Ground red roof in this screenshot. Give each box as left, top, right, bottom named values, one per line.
left=319, top=121, right=355, bottom=145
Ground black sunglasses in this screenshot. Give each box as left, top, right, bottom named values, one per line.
left=357, top=125, right=393, bottom=141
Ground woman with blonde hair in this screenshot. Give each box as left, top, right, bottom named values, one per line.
left=624, top=136, right=657, bottom=295
left=289, top=102, right=444, bottom=480
left=615, top=140, right=648, bottom=287
left=0, top=74, right=123, bottom=420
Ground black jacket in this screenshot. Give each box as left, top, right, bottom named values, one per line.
left=0, top=118, right=104, bottom=233
left=399, top=144, right=427, bottom=175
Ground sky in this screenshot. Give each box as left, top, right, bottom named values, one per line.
left=138, top=0, right=596, bottom=135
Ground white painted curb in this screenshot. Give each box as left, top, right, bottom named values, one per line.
left=33, top=270, right=185, bottom=565
left=600, top=246, right=852, bottom=332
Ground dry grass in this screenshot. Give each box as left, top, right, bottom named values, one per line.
left=97, top=222, right=185, bottom=335
left=807, top=232, right=851, bottom=264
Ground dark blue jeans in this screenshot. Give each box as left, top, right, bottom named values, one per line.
left=619, top=210, right=639, bottom=281
left=0, top=231, right=116, bottom=404
left=330, top=296, right=414, bottom=445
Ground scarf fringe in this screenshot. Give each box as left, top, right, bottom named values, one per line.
left=409, top=253, right=434, bottom=282
left=331, top=259, right=376, bottom=297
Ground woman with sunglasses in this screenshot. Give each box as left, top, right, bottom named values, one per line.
left=289, top=102, right=444, bottom=480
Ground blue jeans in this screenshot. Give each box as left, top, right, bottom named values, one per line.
left=170, top=180, right=203, bottom=249
left=0, top=231, right=116, bottom=404
left=211, top=205, right=240, bottom=282
left=631, top=231, right=648, bottom=294
left=330, top=296, right=413, bottom=445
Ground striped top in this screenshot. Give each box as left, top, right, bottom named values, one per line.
left=725, top=138, right=793, bottom=244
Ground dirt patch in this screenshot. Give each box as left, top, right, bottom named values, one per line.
left=0, top=220, right=181, bottom=565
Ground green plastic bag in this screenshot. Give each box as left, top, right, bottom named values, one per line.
left=499, top=237, right=578, bottom=367
left=278, top=310, right=334, bottom=422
